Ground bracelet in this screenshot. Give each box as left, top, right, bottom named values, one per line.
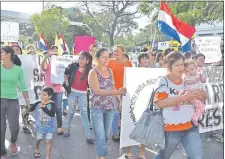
left=25, top=99, right=30, bottom=102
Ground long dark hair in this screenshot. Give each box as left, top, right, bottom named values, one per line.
left=12, top=45, right=23, bottom=54
left=79, top=52, right=93, bottom=80
left=1, top=46, right=22, bottom=66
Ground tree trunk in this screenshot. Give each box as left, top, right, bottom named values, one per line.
left=108, top=33, right=114, bottom=49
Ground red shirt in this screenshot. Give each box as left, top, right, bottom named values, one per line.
left=71, top=70, right=88, bottom=91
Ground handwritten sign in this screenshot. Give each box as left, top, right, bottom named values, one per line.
left=199, top=66, right=224, bottom=133
left=17, top=55, right=79, bottom=104
left=120, top=67, right=223, bottom=148
left=50, top=55, right=78, bottom=84
left=195, top=36, right=222, bottom=63
left=1, top=21, right=20, bottom=42
left=120, top=67, right=166, bottom=148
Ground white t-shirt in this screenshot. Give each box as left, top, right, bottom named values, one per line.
left=154, top=76, right=195, bottom=131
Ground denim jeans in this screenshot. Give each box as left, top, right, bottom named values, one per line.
left=66, top=91, right=91, bottom=137
left=91, top=108, right=114, bottom=157
left=62, top=98, right=68, bottom=110
left=112, top=97, right=121, bottom=136
left=52, top=92, right=63, bottom=128
left=154, top=127, right=203, bottom=159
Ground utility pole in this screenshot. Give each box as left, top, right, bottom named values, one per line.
left=42, top=1, right=44, bottom=11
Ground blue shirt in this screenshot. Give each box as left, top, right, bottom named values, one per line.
left=32, top=101, right=56, bottom=133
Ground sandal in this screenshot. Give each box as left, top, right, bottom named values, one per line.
left=57, top=128, right=63, bottom=135
left=33, top=152, right=41, bottom=158
left=125, top=155, right=135, bottom=159
left=112, top=135, right=120, bottom=142
left=63, top=130, right=70, bottom=137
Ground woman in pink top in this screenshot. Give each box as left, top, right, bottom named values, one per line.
left=63, top=52, right=94, bottom=143
left=40, top=45, right=64, bottom=134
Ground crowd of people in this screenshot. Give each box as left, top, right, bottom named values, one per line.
left=1, top=43, right=224, bottom=159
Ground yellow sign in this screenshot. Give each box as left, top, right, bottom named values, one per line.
left=168, top=41, right=181, bottom=51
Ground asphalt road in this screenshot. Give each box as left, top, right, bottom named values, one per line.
left=4, top=112, right=223, bottom=159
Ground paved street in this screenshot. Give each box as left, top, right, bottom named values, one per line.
left=5, top=112, right=223, bottom=159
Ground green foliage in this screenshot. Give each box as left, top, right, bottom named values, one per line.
left=139, top=1, right=224, bottom=26
left=31, top=8, right=70, bottom=46
left=81, top=2, right=139, bottom=47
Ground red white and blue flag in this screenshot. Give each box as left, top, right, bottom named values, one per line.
left=157, top=2, right=196, bottom=52
left=59, top=34, right=70, bottom=53
left=39, top=34, right=49, bottom=51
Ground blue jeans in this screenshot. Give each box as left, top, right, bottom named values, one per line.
left=112, top=98, right=121, bottom=136
left=52, top=92, right=63, bottom=128
left=154, top=127, right=203, bottom=159
left=62, top=98, right=68, bottom=110
left=91, top=108, right=114, bottom=157
left=66, top=91, right=91, bottom=137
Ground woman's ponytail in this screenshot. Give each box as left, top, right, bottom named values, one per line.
left=1, top=46, right=22, bottom=66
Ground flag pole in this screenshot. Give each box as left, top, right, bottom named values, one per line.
left=151, top=28, right=157, bottom=52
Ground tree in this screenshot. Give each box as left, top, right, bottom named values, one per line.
left=19, top=22, right=35, bottom=37
left=139, top=1, right=224, bottom=26
left=31, top=8, right=70, bottom=47
left=81, top=1, right=139, bottom=48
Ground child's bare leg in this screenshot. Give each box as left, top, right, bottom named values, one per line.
left=34, top=139, right=41, bottom=156
left=46, top=139, right=52, bottom=159
left=192, top=99, right=204, bottom=125
left=139, top=144, right=146, bottom=159
left=126, top=146, right=133, bottom=157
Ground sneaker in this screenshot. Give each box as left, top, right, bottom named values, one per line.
left=10, top=143, right=18, bottom=155
left=203, top=137, right=211, bottom=142
left=22, top=127, right=31, bottom=133
left=210, top=132, right=219, bottom=137
left=216, top=137, right=224, bottom=143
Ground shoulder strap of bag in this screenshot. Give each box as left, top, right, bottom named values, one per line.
left=68, top=62, right=79, bottom=86
left=149, top=76, right=168, bottom=111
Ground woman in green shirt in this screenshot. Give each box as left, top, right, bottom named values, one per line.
left=1, top=46, right=30, bottom=158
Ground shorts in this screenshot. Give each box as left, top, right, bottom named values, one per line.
left=36, top=132, right=53, bottom=140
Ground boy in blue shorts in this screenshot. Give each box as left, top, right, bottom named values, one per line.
left=28, top=87, right=56, bottom=159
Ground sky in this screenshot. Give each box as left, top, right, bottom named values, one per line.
left=1, top=2, right=150, bottom=32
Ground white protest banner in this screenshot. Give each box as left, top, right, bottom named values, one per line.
left=17, top=55, right=50, bottom=105
left=1, top=21, right=20, bottom=42
left=195, top=36, right=222, bottom=63
left=120, top=67, right=166, bottom=148
left=50, top=55, right=78, bottom=84
left=17, top=55, right=74, bottom=104
left=158, top=41, right=169, bottom=50
left=199, top=66, right=224, bottom=133
left=120, top=66, right=223, bottom=148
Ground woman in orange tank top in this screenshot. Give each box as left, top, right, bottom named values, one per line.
left=108, top=45, right=133, bottom=158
